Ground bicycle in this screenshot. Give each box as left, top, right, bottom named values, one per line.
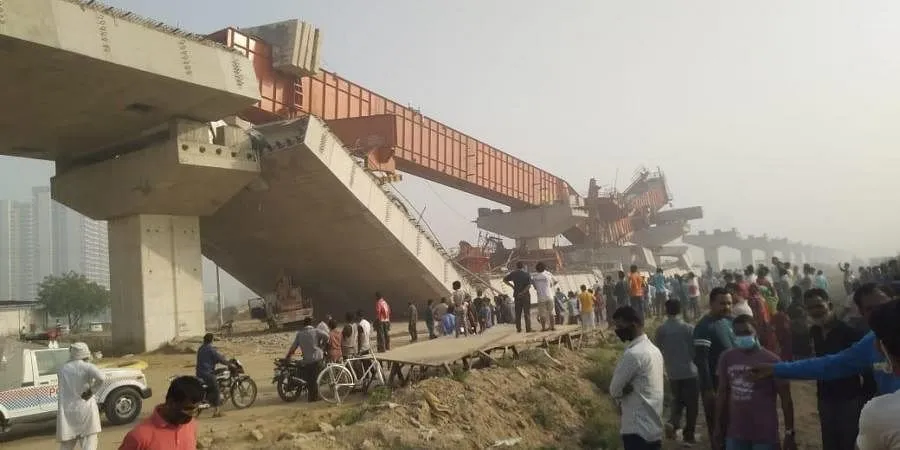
left=315, top=352, right=385, bottom=403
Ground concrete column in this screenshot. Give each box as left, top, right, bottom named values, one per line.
left=740, top=249, right=754, bottom=268
left=109, top=215, right=203, bottom=352
left=51, top=119, right=259, bottom=352
left=702, top=246, right=721, bottom=271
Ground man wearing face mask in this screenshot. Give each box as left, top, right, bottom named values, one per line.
left=714, top=315, right=795, bottom=450
left=609, top=306, right=665, bottom=450
left=751, top=283, right=900, bottom=395
left=856, top=299, right=900, bottom=449
left=802, top=288, right=876, bottom=450
left=119, top=376, right=205, bottom=449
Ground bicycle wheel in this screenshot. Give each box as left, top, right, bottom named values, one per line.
left=316, top=364, right=355, bottom=404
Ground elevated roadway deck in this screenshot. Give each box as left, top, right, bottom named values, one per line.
left=201, top=117, right=469, bottom=315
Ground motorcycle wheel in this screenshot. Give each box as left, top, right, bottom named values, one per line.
left=276, top=375, right=304, bottom=402
left=230, top=376, right=258, bottom=409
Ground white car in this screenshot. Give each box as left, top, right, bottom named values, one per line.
left=0, top=345, right=152, bottom=433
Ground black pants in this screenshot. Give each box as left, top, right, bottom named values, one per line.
left=198, top=373, right=221, bottom=406
left=375, top=320, right=390, bottom=351
left=408, top=322, right=418, bottom=342
left=622, top=434, right=661, bottom=450
left=514, top=294, right=532, bottom=332
left=300, top=360, right=322, bottom=402
left=702, top=391, right=716, bottom=443
left=818, top=396, right=865, bottom=450
left=669, top=377, right=699, bottom=442
left=425, top=319, right=436, bottom=339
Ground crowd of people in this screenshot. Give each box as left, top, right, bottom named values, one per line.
left=607, top=258, right=900, bottom=450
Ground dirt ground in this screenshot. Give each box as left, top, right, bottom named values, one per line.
left=1, top=320, right=828, bottom=450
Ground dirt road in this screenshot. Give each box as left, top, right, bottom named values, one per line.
left=0, top=324, right=417, bottom=449
left=1, top=321, right=829, bottom=449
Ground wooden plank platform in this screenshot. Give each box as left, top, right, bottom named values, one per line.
left=376, top=325, right=519, bottom=367
left=487, top=324, right=582, bottom=348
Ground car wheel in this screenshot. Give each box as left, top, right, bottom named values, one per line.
left=104, top=387, right=143, bottom=425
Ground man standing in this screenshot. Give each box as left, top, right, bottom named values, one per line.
left=450, top=281, right=469, bottom=337
left=650, top=268, right=667, bottom=318
left=407, top=301, right=418, bottom=343
left=655, top=300, right=699, bottom=445
left=628, top=265, right=646, bottom=319
left=374, top=292, right=391, bottom=351
left=714, top=315, right=795, bottom=450
left=356, top=310, right=373, bottom=356
left=554, top=288, right=567, bottom=326
left=424, top=299, right=437, bottom=339
left=341, top=312, right=359, bottom=357
left=615, top=270, right=629, bottom=308
left=577, top=285, right=595, bottom=331
left=801, top=289, right=875, bottom=450
left=57, top=342, right=104, bottom=450
left=693, top=287, right=735, bottom=444
left=432, top=298, right=449, bottom=336
left=531, top=262, right=558, bottom=332
left=195, top=333, right=230, bottom=418
left=610, top=306, right=665, bottom=450
left=119, top=376, right=204, bottom=450
left=285, top=317, right=329, bottom=402
left=503, top=262, right=533, bottom=333
left=856, top=299, right=900, bottom=450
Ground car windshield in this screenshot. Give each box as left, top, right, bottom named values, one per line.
left=0, top=338, right=46, bottom=390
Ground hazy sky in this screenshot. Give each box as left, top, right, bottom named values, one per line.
left=3, top=0, right=900, bottom=259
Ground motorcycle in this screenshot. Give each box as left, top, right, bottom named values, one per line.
left=196, top=358, right=258, bottom=412
left=272, top=358, right=307, bottom=402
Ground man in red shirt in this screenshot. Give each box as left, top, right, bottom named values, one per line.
left=119, top=376, right=204, bottom=450
left=374, top=292, right=392, bottom=352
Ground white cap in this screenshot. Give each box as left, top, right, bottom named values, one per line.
left=69, top=342, right=91, bottom=361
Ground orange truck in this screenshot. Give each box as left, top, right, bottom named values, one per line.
left=248, top=275, right=314, bottom=330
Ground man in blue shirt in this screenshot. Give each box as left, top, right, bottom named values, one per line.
left=196, top=333, right=230, bottom=417
left=649, top=268, right=667, bottom=318
left=752, top=283, right=900, bottom=395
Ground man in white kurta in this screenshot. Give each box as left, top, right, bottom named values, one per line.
left=57, top=342, right=105, bottom=450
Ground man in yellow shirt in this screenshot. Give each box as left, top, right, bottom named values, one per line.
left=577, top=285, right=595, bottom=331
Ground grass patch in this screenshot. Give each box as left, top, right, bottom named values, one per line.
left=366, top=386, right=391, bottom=405
left=450, top=367, right=469, bottom=383
left=583, top=347, right=619, bottom=393
left=580, top=411, right=622, bottom=449
left=334, top=407, right=365, bottom=426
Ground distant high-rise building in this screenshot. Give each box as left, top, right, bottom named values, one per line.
left=0, top=200, right=12, bottom=300
left=0, top=199, right=34, bottom=301
left=0, top=187, right=110, bottom=301
left=30, top=187, right=54, bottom=300
left=53, top=203, right=110, bottom=288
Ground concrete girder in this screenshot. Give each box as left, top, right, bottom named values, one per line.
left=0, top=0, right=259, bottom=162
left=475, top=204, right=587, bottom=241
left=651, top=206, right=703, bottom=224
left=200, top=117, right=469, bottom=317
left=630, top=222, right=690, bottom=249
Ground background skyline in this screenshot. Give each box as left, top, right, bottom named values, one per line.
left=2, top=0, right=896, bottom=271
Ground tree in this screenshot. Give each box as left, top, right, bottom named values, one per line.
left=37, top=271, right=110, bottom=331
